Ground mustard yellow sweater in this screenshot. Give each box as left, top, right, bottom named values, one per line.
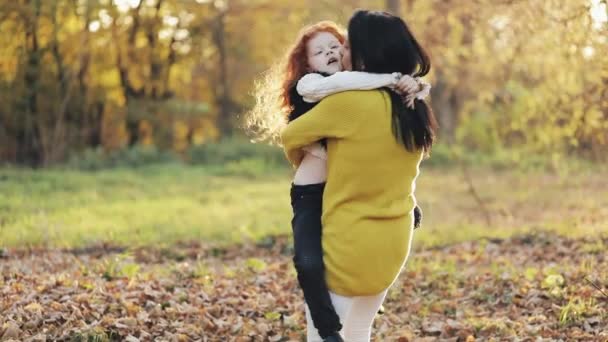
left=281, top=90, right=423, bottom=296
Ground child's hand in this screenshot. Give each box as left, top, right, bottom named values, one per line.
left=395, top=75, right=419, bottom=95
left=395, top=76, right=432, bottom=109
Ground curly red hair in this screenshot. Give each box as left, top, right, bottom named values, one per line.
left=279, top=21, right=346, bottom=111
left=246, top=21, right=346, bottom=144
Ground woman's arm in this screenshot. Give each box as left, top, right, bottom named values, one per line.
left=296, top=71, right=401, bottom=103
left=281, top=91, right=361, bottom=166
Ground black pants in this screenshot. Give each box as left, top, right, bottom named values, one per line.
left=290, top=183, right=342, bottom=338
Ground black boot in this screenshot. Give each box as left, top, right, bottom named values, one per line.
left=413, top=205, right=423, bottom=229
left=323, top=332, right=344, bottom=342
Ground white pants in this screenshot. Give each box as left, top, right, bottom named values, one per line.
left=305, top=289, right=388, bottom=342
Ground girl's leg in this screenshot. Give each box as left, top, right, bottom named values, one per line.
left=306, top=292, right=354, bottom=341
left=291, top=183, right=342, bottom=339
left=342, top=290, right=388, bottom=342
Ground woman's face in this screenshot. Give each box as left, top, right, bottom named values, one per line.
left=306, top=32, right=343, bottom=74
left=341, top=39, right=352, bottom=71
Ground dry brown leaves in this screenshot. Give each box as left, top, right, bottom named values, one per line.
left=1, top=233, right=607, bottom=341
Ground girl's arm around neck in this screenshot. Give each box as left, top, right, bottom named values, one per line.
left=297, top=71, right=401, bottom=103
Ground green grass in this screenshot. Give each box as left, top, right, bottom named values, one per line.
left=1, top=162, right=607, bottom=249
left=0, top=164, right=292, bottom=248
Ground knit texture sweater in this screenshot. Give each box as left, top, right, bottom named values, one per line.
left=281, top=90, right=422, bottom=296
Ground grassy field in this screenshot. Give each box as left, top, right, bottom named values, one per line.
left=1, top=162, right=607, bottom=249
left=2, top=163, right=607, bottom=340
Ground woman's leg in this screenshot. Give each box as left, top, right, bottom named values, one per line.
left=291, top=183, right=342, bottom=339
left=341, top=290, right=388, bottom=342
left=306, top=292, right=354, bottom=341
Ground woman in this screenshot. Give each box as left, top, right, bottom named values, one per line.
left=247, top=20, right=427, bottom=342
left=281, top=10, right=437, bottom=341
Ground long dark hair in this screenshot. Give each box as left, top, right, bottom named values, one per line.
left=347, top=10, right=437, bottom=154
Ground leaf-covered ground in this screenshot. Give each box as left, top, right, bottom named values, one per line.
left=1, top=232, right=607, bottom=341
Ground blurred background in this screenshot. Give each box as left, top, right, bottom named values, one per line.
left=0, top=0, right=606, bottom=167
left=0, top=0, right=607, bottom=248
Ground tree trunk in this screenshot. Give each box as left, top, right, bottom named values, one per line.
left=431, top=70, right=457, bottom=144
left=404, top=0, right=415, bottom=13
left=20, top=0, right=42, bottom=165
left=386, top=0, right=401, bottom=14
left=113, top=2, right=144, bottom=145
left=147, top=0, right=163, bottom=99
left=45, top=0, right=72, bottom=165
left=78, top=0, right=101, bottom=148
left=213, top=11, right=233, bottom=135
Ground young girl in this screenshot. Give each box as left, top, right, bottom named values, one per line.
left=248, top=21, right=429, bottom=342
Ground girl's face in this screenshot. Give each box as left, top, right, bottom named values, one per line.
left=306, top=32, right=343, bottom=74
left=341, top=39, right=352, bottom=71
